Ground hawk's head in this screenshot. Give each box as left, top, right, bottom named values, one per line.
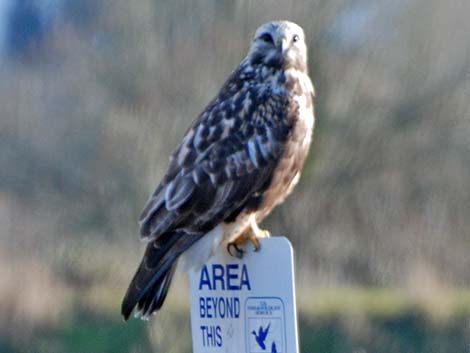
left=247, top=21, right=308, bottom=72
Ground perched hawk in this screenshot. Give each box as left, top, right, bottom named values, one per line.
left=122, top=20, right=315, bottom=320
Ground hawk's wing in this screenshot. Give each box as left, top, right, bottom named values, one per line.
left=139, top=76, right=293, bottom=241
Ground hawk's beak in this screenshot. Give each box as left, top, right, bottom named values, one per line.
left=277, top=37, right=289, bottom=54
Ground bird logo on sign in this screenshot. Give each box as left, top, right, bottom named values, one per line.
left=252, top=322, right=271, bottom=350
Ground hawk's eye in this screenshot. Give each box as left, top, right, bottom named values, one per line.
left=259, top=33, right=274, bottom=44
left=292, top=34, right=300, bottom=43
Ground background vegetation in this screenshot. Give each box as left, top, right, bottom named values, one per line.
left=1, top=0, right=469, bottom=351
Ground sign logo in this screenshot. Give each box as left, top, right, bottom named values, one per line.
left=245, top=297, right=285, bottom=353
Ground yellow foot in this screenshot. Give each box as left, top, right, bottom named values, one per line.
left=250, top=221, right=270, bottom=252
left=226, top=226, right=271, bottom=258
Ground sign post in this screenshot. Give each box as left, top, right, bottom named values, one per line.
left=189, top=236, right=299, bottom=353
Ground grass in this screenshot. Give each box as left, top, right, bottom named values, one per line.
left=3, top=246, right=470, bottom=352
left=2, top=285, right=470, bottom=352
left=299, top=287, right=470, bottom=320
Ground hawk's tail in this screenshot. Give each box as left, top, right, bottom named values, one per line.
left=121, top=231, right=203, bottom=320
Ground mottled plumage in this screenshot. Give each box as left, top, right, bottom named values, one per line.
left=122, top=20, right=315, bottom=320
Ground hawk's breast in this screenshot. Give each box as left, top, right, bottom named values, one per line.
left=255, top=71, right=314, bottom=222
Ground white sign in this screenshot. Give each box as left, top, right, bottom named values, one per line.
left=189, top=236, right=299, bottom=353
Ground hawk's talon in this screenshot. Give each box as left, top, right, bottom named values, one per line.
left=248, top=236, right=261, bottom=252
left=227, top=242, right=244, bottom=259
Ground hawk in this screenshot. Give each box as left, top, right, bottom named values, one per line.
left=122, top=20, right=315, bottom=320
